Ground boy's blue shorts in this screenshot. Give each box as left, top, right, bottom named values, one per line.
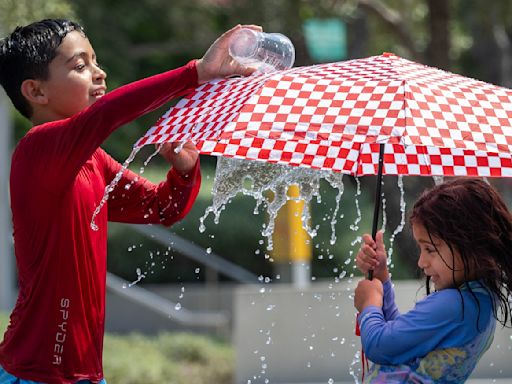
left=0, top=366, right=106, bottom=384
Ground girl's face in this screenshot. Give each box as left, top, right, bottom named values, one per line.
left=413, top=222, right=466, bottom=290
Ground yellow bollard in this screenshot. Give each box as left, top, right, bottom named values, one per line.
left=272, top=185, right=312, bottom=286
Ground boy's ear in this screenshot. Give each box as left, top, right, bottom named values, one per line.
left=20, top=79, right=48, bottom=105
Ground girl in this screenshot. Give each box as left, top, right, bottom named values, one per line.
left=354, top=177, right=512, bottom=383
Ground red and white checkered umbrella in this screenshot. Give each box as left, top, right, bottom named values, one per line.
left=138, top=52, right=512, bottom=178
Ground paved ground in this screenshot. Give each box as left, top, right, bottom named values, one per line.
left=279, top=380, right=511, bottom=384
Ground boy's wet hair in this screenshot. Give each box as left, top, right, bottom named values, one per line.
left=0, top=19, right=85, bottom=118
left=410, top=177, right=512, bottom=327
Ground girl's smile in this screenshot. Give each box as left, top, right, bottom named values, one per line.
left=413, top=222, right=467, bottom=290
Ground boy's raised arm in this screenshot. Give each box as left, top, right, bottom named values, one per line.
left=31, top=25, right=261, bottom=192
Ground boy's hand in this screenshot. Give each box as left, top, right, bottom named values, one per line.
left=356, top=230, right=389, bottom=282
left=196, top=24, right=263, bottom=83
left=158, top=141, right=199, bottom=174
left=354, top=278, right=384, bottom=312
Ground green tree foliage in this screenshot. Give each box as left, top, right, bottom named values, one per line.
left=0, top=0, right=76, bottom=35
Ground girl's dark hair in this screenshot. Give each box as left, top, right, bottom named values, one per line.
left=0, top=19, right=85, bottom=118
left=410, top=177, right=512, bottom=327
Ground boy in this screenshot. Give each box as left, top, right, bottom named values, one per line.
left=0, top=19, right=259, bottom=383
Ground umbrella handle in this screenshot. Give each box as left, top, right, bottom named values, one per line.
left=368, top=143, right=385, bottom=280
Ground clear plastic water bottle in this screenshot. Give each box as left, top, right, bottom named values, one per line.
left=229, top=28, right=295, bottom=73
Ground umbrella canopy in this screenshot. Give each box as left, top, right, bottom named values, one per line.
left=138, top=52, right=512, bottom=178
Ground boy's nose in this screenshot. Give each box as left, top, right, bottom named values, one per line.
left=94, top=65, right=107, bottom=81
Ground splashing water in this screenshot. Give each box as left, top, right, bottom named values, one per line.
left=381, top=193, right=387, bottom=232
left=349, top=349, right=361, bottom=384
left=200, top=157, right=346, bottom=250
left=343, top=178, right=363, bottom=266
left=324, top=172, right=345, bottom=245
left=387, top=175, right=406, bottom=263
left=126, top=267, right=145, bottom=287
left=173, top=141, right=186, bottom=154
left=90, top=143, right=169, bottom=231
left=349, top=178, right=362, bottom=232
left=90, top=146, right=142, bottom=231
left=139, top=143, right=164, bottom=174
left=432, top=175, right=444, bottom=185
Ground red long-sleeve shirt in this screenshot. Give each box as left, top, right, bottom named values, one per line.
left=0, top=61, right=201, bottom=383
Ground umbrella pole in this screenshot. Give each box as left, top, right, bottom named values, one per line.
left=368, top=143, right=385, bottom=280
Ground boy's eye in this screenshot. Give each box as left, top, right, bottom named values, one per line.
left=75, top=63, right=86, bottom=71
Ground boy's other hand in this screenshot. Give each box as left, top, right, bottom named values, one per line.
left=354, top=278, right=384, bottom=312
left=356, top=230, right=389, bottom=282
left=196, top=24, right=263, bottom=84
left=158, top=141, right=199, bottom=174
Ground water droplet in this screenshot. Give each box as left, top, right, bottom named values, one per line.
left=174, top=303, right=181, bottom=310
left=91, top=146, right=142, bottom=230
left=174, top=141, right=186, bottom=154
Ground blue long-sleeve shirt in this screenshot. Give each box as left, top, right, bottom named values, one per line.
left=357, top=279, right=495, bottom=383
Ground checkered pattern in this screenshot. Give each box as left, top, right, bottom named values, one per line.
left=138, top=53, right=512, bottom=177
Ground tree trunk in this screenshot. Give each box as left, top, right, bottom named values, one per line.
left=492, top=18, right=512, bottom=88
left=357, top=0, right=420, bottom=60
left=426, top=0, right=451, bottom=69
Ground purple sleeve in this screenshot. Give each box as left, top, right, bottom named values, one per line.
left=382, top=279, right=400, bottom=321
left=356, top=287, right=492, bottom=365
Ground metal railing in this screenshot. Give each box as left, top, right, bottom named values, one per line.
left=105, top=223, right=261, bottom=328
left=106, top=272, right=228, bottom=327
left=128, top=224, right=260, bottom=284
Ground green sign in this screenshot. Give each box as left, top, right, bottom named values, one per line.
left=303, top=18, right=347, bottom=63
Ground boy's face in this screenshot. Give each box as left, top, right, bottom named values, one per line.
left=39, top=31, right=106, bottom=119
left=413, top=222, right=465, bottom=290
